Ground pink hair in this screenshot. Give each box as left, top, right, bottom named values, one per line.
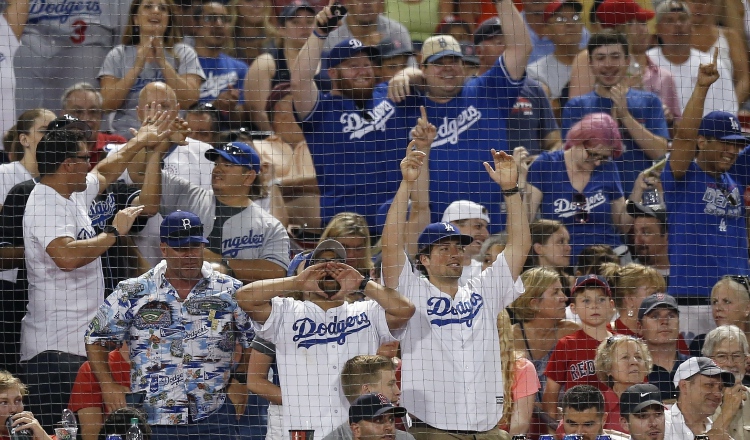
left=564, top=113, right=623, bottom=158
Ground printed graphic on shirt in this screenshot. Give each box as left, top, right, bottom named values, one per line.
left=570, top=360, right=596, bottom=381
left=553, top=191, right=606, bottom=219
left=432, top=105, right=482, bottom=147
left=291, top=313, right=373, bottom=348
left=340, top=100, right=395, bottom=140
left=427, top=293, right=485, bottom=327
left=221, top=229, right=266, bottom=258
left=702, top=184, right=742, bottom=217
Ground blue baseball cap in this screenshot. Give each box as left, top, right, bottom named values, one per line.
left=160, top=211, right=209, bottom=247
left=416, top=222, right=474, bottom=254
left=205, top=142, right=261, bottom=173
left=698, top=111, right=749, bottom=143
left=349, top=393, right=407, bottom=424
left=287, top=251, right=311, bottom=276
left=325, top=38, right=379, bottom=69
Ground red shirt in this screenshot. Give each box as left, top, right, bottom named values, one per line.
left=608, top=318, right=690, bottom=355
left=90, top=132, right=127, bottom=168
left=68, top=349, right=130, bottom=412
left=545, top=329, right=603, bottom=389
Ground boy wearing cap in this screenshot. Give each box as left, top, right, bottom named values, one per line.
left=473, top=17, right=562, bottom=155
left=381, top=141, right=529, bottom=439
left=660, top=45, right=750, bottom=338
left=85, top=211, right=253, bottom=439
left=637, top=293, right=688, bottom=402
left=237, top=239, right=415, bottom=438
left=527, top=0, right=584, bottom=102
left=542, top=275, right=615, bottom=421
left=139, top=139, right=291, bottom=283
left=665, top=357, right=736, bottom=440
left=619, top=384, right=669, bottom=440
left=348, top=393, right=407, bottom=440
left=562, top=32, right=669, bottom=193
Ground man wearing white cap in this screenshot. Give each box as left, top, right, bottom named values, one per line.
left=441, top=200, right=490, bottom=284
left=664, top=357, right=736, bottom=440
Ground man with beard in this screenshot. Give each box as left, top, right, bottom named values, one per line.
left=85, top=211, right=253, bottom=440
left=378, top=0, right=530, bottom=232
left=236, top=238, right=415, bottom=438
left=291, top=5, right=405, bottom=233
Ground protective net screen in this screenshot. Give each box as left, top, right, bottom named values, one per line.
left=0, top=0, right=749, bottom=439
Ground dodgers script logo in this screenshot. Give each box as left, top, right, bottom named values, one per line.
left=201, top=71, right=240, bottom=101
left=28, top=0, right=102, bottom=24
left=431, top=106, right=482, bottom=147
left=340, top=101, right=395, bottom=140
left=553, top=191, right=606, bottom=218
left=427, top=292, right=485, bottom=327
left=222, top=229, right=265, bottom=258
left=292, top=313, right=372, bottom=348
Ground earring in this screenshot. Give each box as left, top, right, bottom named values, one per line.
left=627, top=310, right=634, bottom=317
left=134, top=25, right=140, bottom=36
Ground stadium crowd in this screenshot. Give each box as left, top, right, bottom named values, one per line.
left=1, top=0, right=750, bottom=439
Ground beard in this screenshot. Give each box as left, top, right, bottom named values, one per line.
left=335, top=77, right=375, bottom=105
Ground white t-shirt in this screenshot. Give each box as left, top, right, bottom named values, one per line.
left=254, top=298, right=398, bottom=438
left=0, top=161, right=33, bottom=283
left=397, top=252, right=524, bottom=431
left=664, top=403, right=708, bottom=440
left=458, top=259, right=483, bottom=286
left=0, top=14, right=20, bottom=141
left=646, top=46, right=737, bottom=115
left=21, top=174, right=102, bottom=360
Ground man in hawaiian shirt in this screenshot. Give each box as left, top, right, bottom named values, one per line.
left=84, top=210, right=253, bottom=440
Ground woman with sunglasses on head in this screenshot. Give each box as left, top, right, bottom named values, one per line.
left=98, top=0, right=205, bottom=139
left=689, top=276, right=750, bottom=356
left=526, top=112, right=633, bottom=264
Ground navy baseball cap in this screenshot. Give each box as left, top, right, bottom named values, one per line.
left=160, top=211, right=209, bottom=247
left=572, top=274, right=612, bottom=296
left=626, top=200, right=667, bottom=225
left=416, top=222, right=474, bottom=254
left=474, top=17, right=503, bottom=45
left=325, top=38, right=379, bottom=69
left=377, top=36, right=414, bottom=60
left=349, top=393, right=407, bottom=424
left=619, top=384, right=664, bottom=417
left=278, top=0, right=315, bottom=25
left=698, top=111, right=749, bottom=143
left=638, top=292, right=679, bottom=321
left=205, top=142, right=261, bottom=173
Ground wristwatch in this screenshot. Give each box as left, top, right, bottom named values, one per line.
left=358, top=274, right=371, bottom=292
left=103, top=225, right=120, bottom=238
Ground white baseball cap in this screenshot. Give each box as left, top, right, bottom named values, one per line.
left=441, top=200, right=490, bottom=224
left=672, top=357, right=735, bottom=388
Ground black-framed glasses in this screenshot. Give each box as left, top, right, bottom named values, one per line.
left=725, top=275, right=750, bottom=292
left=553, top=14, right=581, bottom=23
left=585, top=148, right=612, bottom=163
left=189, top=102, right=220, bottom=119
left=66, top=153, right=92, bottom=163
left=225, top=127, right=273, bottom=142
left=572, top=192, right=589, bottom=224
left=167, top=225, right=204, bottom=238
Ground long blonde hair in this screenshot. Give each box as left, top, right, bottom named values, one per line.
left=498, top=309, right=518, bottom=427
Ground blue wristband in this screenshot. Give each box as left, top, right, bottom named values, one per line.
left=312, top=29, right=326, bottom=39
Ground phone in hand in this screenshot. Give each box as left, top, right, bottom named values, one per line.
left=320, top=3, right=347, bottom=34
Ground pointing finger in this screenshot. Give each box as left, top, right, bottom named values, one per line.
left=712, top=46, right=718, bottom=66
left=419, top=105, right=428, bottom=123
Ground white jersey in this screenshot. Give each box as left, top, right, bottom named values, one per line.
left=254, top=297, right=399, bottom=438
left=0, top=14, right=20, bottom=138
left=647, top=46, right=737, bottom=115
left=397, top=251, right=524, bottom=432
left=21, top=173, right=102, bottom=360
left=104, top=138, right=215, bottom=267
left=0, top=161, right=33, bottom=283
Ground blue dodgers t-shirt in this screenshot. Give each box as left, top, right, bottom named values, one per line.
left=198, top=53, right=249, bottom=104
left=562, top=88, right=669, bottom=194
left=374, top=56, right=524, bottom=232
left=299, top=93, right=406, bottom=230
left=526, top=150, right=625, bottom=258
left=661, top=161, right=749, bottom=297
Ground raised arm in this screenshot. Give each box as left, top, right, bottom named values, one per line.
left=291, top=1, right=339, bottom=119
left=496, top=0, right=531, bottom=81
left=670, top=48, right=720, bottom=180
left=610, top=84, right=669, bottom=160
left=244, top=54, right=276, bottom=132
left=5, top=0, right=29, bottom=40
left=484, top=149, right=530, bottom=279
left=404, top=107, right=435, bottom=258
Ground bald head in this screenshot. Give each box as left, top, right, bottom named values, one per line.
left=137, top=82, right=178, bottom=122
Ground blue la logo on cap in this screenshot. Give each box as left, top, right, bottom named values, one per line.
left=698, top=111, right=749, bottom=143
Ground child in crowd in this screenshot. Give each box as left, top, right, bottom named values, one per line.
left=542, top=274, right=614, bottom=420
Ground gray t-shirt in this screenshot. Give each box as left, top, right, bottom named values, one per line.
left=322, top=423, right=414, bottom=440
left=160, top=174, right=290, bottom=270
left=98, top=43, right=206, bottom=137
left=527, top=54, right=572, bottom=100
left=324, top=15, right=412, bottom=53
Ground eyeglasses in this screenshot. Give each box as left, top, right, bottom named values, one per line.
left=202, top=14, right=230, bottom=24
left=585, top=148, right=612, bottom=163
left=553, top=14, right=581, bottom=24
left=167, top=225, right=204, bottom=238
left=572, top=192, right=589, bottom=224
left=711, top=352, right=748, bottom=364
left=67, top=153, right=91, bottom=163
left=725, top=275, right=750, bottom=292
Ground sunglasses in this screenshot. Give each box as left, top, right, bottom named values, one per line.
left=585, top=148, right=612, bottom=163
left=572, top=192, right=589, bottom=224
left=726, top=275, right=750, bottom=292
